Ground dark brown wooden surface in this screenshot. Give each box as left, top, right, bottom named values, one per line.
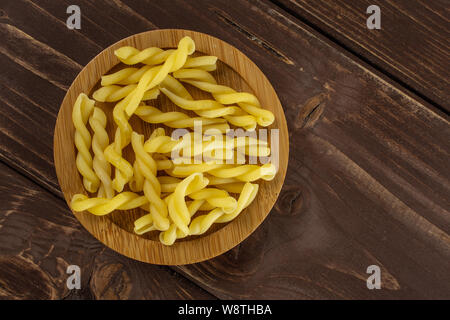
left=275, top=0, right=450, bottom=111
left=0, top=0, right=449, bottom=299
left=0, top=161, right=214, bottom=299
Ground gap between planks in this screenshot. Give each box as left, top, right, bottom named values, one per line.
left=268, top=0, right=449, bottom=117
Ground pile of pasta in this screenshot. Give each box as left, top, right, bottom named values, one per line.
left=70, top=36, right=277, bottom=245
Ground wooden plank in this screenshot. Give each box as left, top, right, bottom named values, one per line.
left=0, top=0, right=158, bottom=194
left=0, top=0, right=448, bottom=298
left=275, top=0, right=450, bottom=111
left=0, top=161, right=215, bottom=299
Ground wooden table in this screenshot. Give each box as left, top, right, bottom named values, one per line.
left=0, top=0, right=448, bottom=299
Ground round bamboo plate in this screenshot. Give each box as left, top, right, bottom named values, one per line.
left=54, top=29, right=289, bottom=265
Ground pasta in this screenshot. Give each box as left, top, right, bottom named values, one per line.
left=70, top=36, right=279, bottom=246
left=142, top=129, right=229, bottom=160
left=101, top=65, right=153, bottom=86
left=93, top=86, right=160, bottom=103
left=160, top=87, right=245, bottom=119
left=71, top=192, right=148, bottom=216
left=189, top=182, right=259, bottom=235
left=104, top=131, right=133, bottom=192
left=131, top=131, right=170, bottom=233
left=204, top=175, right=246, bottom=194
left=99, top=55, right=216, bottom=88
left=104, top=133, right=133, bottom=193
left=188, top=188, right=237, bottom=213
left=114, top=46, right=175, bottom=66
left=125, top=36, right=196, bottom=117
left=89, top=107, right=114, bottom=198
left=72, top=93, right=100, bottom=193
left=168, top=163, right=229, bottom=177
left=173, top=68, right=275, bottom=127
left=207, top=163, right=277, bottom=182
left=159, top=199, right=205, bottom=246
left=158, top=176, right=183, bottom=193
left=135, top=105, right=229, bottom=132
left=142, top=128, right=269, bottom=161
left=115, top=43, right=216, bottom=71
left=160, top=77, right=258, bottom=130
left=93, top=61, right=212, bottom=103
left=131, top=156, right=174, bottom=194
left=183, top=56, right=218, bottom=71
left=166, top=173, right=209, bottom=235
left=105, top=89, right=135, bottom=192
left=161, top=74, right=193, bottom=100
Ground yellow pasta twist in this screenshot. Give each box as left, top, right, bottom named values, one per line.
left=168, top=172, right=209, bottom=235
left=135, top=105, right=229, bottom=132
left=189, top=182, right=259, bottom=235
left=142, top=129, right=225, bottom=160
left=104, top=129, right=133, bottom=193
left=100, top=55, right=216, bottom=88
left=143, top=129, right=268, bottom=161
left=142, top=181, right=215, bottom=243
left=143, top=128, right=181, bottom=153
left=101, top=65, right=153, bottom=86
left=215, top=183, right=259, bottom=223
left=130, top=156, right=174, bottom=194
left=131, top=131, right=170, bottom=233
left=152, top=144, right=233, bottom=166
left=160, top=87, right=241, bottom=118
left=114, top=46, right=175, bottom=65
left=72, top=93, right=100, bottom=193
left=182, top=56, right=218, bottom=71
left=189, top=188, right=237, bottom=213
left=207, top=163, right=277, bottom=182
left=71, top=192, right=148, bottom=216
left=160, top=183, right=256, bottom=243
left=115, top=44, right=216, bottom=71
left=158, top=181, right=256, bottom=244
left=125, top=36, right=196, bottom=117
left=94, top=72, right=186, bottom=103
left=158, top=176, right=182, bottom=193
left=94, top=72, right=183, bottom=103
left=145, top=177, right=209, bottom=240
left=129, top=129, right=169, bottom=194
left=101, top=70, right=178, bottom=193
left=159, top=77, right=257, bottom=130
left=174, top=68, right=275, bottom=127
left=130, top=74, right=226, bottom=133
left=112, top=93, right=134, bottom=147
left=198, top=135, right=271, bottom=159
left=159, top=199, right=205, bottom=245
left=103, top=90, right=136, bottom=192
left=89, top=107, right=114, bottom=198
left=93, top=86, right=159, bottom=103
left=158, top=177, right=225, bottom=203
left=159, top=175, right=245, bottom=194
left=168, top=163, right=229, bottom=177
left=204, top=175, right=246, bottom=194
left=101, top=84, right=158, bottom=193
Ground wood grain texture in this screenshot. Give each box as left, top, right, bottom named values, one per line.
left=54, top=29, right=289, bottom=265
left=0, top=161, right=214, bottom=299
left=0, top=0, right=449, bottom=298
left=275, top=0, right=450, bottom=111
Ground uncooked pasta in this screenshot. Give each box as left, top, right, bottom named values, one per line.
left=70, top=36, right=278, bottom=245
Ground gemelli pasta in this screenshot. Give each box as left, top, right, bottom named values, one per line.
left=70, top=36, right=278, bottom=245
left=72, top=93, right=99, bottom=193
left=89, top=107, right=113, bottom=198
